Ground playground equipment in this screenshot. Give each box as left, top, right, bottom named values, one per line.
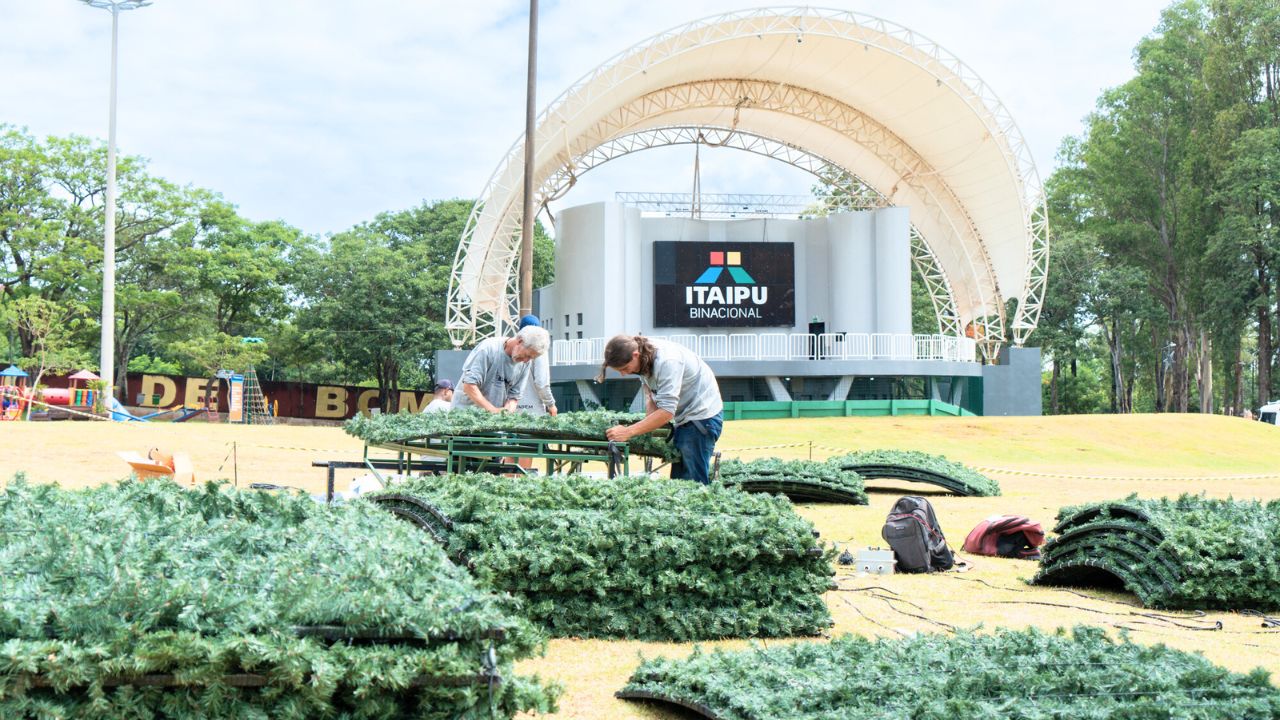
left=107, top=396, right=207, bottom=423
left=1, top=365, right=30, bottom=420
left=67, top=369, right=100, bottom=408
left=38, top=373, right=98, bottom=408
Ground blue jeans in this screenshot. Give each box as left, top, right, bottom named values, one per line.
left=669, top=412, right=724, bottom=485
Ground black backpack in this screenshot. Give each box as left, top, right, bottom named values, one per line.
left=881, top=496, right=955, bottom=573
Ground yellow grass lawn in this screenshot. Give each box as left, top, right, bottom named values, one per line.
left=2, top=413, right=1279, bottom=719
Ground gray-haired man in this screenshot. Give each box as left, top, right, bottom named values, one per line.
left=452, top=325, right=551, bottom=413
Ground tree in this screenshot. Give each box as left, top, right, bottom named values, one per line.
left=3, top=296, right=92, bottom=418
left=294, top=199, right=555, bottom=411
left=1076, top=1, right=1214, bottom=412
left=294, top=226, right=442, bottom=413
left=0, top=126, right=203, bottom=392
left=189, top=200, right=310, bottom=337
left=170, top=332, right=269, bottom=378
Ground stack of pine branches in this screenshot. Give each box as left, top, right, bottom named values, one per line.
left=716, top=458, right=868, bottom=504
left=1032, top=494, right=1280, bottom=610
left=368, top=474, right=835, bottom=641
left=0, top=477, right=559, bottom=719
left=346, top=408, right=678, bottom=459
left=619, top=626, right=1280, bottom=719
left=828, top=449, right=1001, bottom=496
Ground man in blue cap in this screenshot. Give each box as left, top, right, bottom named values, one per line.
left=423, top=378, right=454, bottom=413
left=515, top=315, right=557, bottom=416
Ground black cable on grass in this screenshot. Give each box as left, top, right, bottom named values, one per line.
left=837, top=595, right=909, bottom=638
left=830, top=584, right=900, bottom=595
left=1241, top=609, right=1280, bottom=628
left=985, top=599, right=1222, bottom=630
left=942, top=571, right=1149, bottom=608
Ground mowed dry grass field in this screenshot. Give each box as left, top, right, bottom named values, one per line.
left=2, top=413, right=1279, bottom=719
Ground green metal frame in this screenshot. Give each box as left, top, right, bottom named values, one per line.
left=363, top=433, right=630, bottom=479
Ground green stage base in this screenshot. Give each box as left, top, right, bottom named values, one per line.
left=722, top=399, right=974, bottom=420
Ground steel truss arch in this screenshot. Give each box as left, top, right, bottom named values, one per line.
left=539, top=125, right=961, bottom=336
left=448, top=7, right=1048, bottom=358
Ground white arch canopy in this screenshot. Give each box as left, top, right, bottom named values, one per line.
left=539, top=125, right=963, bottom=337
left=447, top=6, right=1049, bottom=355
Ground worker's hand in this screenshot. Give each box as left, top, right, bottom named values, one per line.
left=605, top=424, right=633, bottom=442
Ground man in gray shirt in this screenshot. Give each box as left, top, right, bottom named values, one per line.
left=453, top=325, right=551, bottom=412
left=600, top=335, right=723, bottom=484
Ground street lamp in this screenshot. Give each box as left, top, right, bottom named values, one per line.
left=79, top=0, right=152, bottom=400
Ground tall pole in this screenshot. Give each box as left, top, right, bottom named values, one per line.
left=518, top=0, right=538, bottom=319
left=101, top=6, right=120, bottom=399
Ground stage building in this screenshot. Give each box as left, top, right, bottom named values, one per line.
left=438, top=196, right=1041, bottom=417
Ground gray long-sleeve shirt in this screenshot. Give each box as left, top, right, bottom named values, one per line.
left=452, top=338, right=531, bottom=410
left=640, top=339, right=723, bottom=426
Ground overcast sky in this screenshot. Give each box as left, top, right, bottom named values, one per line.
left=2, top=1, right=1170, bottom=237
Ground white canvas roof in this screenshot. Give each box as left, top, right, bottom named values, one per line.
left=447, top=7, right=1049, bottom=352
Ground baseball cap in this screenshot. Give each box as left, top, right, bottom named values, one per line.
left=518, top=314, right=541, bottom=328
left=434, top=379, right=454, bottom=391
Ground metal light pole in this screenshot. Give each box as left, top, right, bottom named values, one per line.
left=79, top=0, right=152, bottom=400
left=518, top=0, right=538, bottom=319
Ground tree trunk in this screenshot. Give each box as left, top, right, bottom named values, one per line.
left=1233, top=355, right=1245, bottom=418
left=1050, top=358, right=1060, bottom=415
left=1197, top=329, right=1212, bottom=414
left=1171, top=323, right=1191, bottom=413
left=376, top=356, right=401, bottom=414
left=1259, top=271, right=1273, bottom=406
left=1153, top=327, right=1167, bottom=413
left=1106, top=318, right=1127, bottom=413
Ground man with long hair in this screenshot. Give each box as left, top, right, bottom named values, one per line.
left=598, top=334, right=723, bottom=484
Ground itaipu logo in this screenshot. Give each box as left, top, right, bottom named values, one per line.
left=684, top=250, right=768, bottom=319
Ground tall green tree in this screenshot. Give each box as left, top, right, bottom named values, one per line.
left=1078, top=0, right=1213, bottom=412
left=294, top=199, right=554, bottom=411
left=190, top=200, right=309, bottom=337
left=0, top=126, right=202, bottom=390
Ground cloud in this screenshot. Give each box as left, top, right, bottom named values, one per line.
left=0, top=0, right=1167, bottom=235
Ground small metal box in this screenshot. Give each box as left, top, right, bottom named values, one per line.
left=856, top=547, right=896, bottom=575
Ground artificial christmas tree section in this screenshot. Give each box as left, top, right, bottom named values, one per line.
left=367, top=474, right=835, bottom=641
left=0, top=477, right=558, bottom=719
left=1033, top=494, right=1280, bottom=610
left=346, top=408, right=676, bottom=458
left=346, top=408, right=678, bottom=476
left=717, top=457, right=868, bottom=504
left=619, top=627, right=1280, bottom=720
left=828, top=449, right=1001, bottom=496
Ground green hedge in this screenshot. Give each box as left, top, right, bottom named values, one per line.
left=0, top=477, right=558, bottom=719
left=368, top=474, right=834, bottom=641
left=345, top=408, right=677, bottom=459
left=717, top=458, right=868, bottom=504
left=1032, top=494, right=1280, bottom=610
left=827, top=450, right=1000, bottom=496
left=619, top=626, right=1280, bottom=719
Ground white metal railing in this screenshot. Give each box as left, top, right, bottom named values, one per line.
left=551, top=333, right=978, bottom=365
left=728, top=333, right=758, bottom=359
left=759, top=333, right=788, bottom=360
